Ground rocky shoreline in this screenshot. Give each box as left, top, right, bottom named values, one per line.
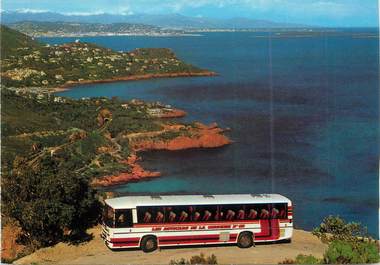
left=92, top=122, right=231, bottom=187
left=53, top=71, right=217, bottom=93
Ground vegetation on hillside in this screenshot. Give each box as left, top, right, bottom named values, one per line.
left=0, top=25, right=42, bottom=58
left=1, top=87, right=224, bottom=254
left=0, top=25, right=210, bottom=89
left=0, top=23, right=222, bottom=261
left=279, top=216, right=379, bottom=264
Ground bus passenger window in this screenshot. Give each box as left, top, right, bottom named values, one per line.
left=248, top=209, right=257, bottom=219
left=169, top=211, right=176, bottom=222
left=237, top=209, right=245, bottom=220
left=115, top=209, right=133, bottom=228
left=193, top=211, right=200, bottom=221
left=179, top=211, right=188, bottom=222
left=143, top=212, right=152, bottom=223
left=260, top=209, right=269, bottom=219
left=202, top=210, right=211, bottom=221
left=156, top=211, right=164, bottom=223
left=279, top=208, right=286, bottom=219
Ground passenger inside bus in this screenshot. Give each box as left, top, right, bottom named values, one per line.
left=143, top=212, right=152, bottom=223
left=179, top=211, right=188, bottom=222
left=279, top=208, right=286, bottom=219
left=156, top=211, right=164, bottom=223
left=260, top=208, right=270, bottom=219
left=202, top=210, right=211, bottom=221
left=169, top=211, right=177, bottom=222
left=237, top=209, right=245, bottom=220
left=248, top=209, right=258, bottom=219
left=271, top=208, right=279, bottom=219
left=116, top=213, right=125, bottom=227
left=226, top=210, right=235, bottom=220
left=194, top=211, right=201, bottom=221
left=214, top=211, right=223, bottom=221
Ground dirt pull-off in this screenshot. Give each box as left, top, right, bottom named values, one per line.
left=15, top=226, right=327, bottom=265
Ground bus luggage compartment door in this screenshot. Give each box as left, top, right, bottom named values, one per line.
left=219, top=232, right=230, bottom=242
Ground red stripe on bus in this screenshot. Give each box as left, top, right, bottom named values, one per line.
left=112, top=242, right=139, bottom=247
left=159, top=239, right=235, bottom=245
left=133, top=220, right=260, bottom=228
left=158, top=234, right=237, bottom=242
left=110, top=237, right=140, bottom=243
left=158, top=234, right=238, bottom=245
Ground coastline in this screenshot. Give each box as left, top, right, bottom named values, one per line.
left=92, top=122, right=232, bottom=187
left=52, top=71, right=217, bottom=93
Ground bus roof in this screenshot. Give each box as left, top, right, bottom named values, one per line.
left=105, top=194, right=291, bottom=210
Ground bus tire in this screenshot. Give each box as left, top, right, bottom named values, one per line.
left=141, top=236, right=158, bottom=253
left=237, top=232, right=254, bottom=248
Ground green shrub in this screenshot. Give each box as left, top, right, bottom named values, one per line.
left=279, top=254, right=321, bottom=264
left=169, top=253, right=217, bottom=265
left=295, top=254, right=321, bottom=264
left=324, top=240, right=379, bottom=264
left=312, top=216, right=369, bottom=244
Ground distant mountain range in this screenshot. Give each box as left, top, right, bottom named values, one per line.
left=1, top=10, right=309, bottom=29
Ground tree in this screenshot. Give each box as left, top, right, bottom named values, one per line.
left=312, top=215, right=369, bottom=244
left=324, top=240, right=379, bottom=264
left=2, top=154, right=101, bottom=248
left=312, top=216, right=379, bottom=264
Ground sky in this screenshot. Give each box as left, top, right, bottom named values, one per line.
left=1, top=0, right=379, bottom=27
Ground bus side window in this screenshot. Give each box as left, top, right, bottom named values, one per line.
left=194, top=205, right=217, bottom=222
left=220, top=205, right=242, bottom=221
left=275, top=203, right=287, bottom=219
left=115, top=209, right=133, bottom=228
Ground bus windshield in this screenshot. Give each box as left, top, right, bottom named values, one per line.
left=103, top=204, right=114, bottom=228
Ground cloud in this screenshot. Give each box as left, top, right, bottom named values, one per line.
left=15, top=8, right=49, bottom=13
left=63, top=11, right=105, bottom=16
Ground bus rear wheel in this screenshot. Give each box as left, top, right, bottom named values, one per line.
left=237, top=232, right=254, bottom=248
left=141, top=236, right=158, bottom=253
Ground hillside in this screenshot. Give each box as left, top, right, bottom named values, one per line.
left=0, top=25, right=213, bottom=90
left=1, top=88, right=230, bottom=184
left=8, top=21, right=185, bottom=37
left=0, top=25, right=43, bottom=58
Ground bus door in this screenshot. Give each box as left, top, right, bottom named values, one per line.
left=257, top=204, right=281, bottom=239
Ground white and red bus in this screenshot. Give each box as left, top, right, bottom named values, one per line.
left=101, top=194, right=293, bottom=252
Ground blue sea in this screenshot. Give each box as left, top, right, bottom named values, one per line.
left=41, top=29, right=379, bottom=237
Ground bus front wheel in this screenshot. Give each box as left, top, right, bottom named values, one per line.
left=141, top=236, right=158, bottom=253
left=237, top=232, right=254, bottom=248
